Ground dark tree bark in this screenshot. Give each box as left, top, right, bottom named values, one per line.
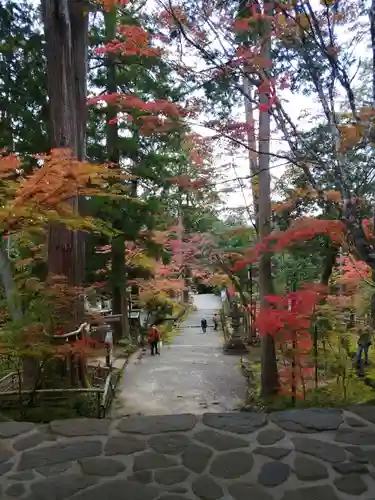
left=257, top=11, right=279, bottom=398
left=41, top=0, right=88, bottom=321
left=41, top=0, right=89, bottom=387
left=104, top=7, right=129, bottom=341
left=369, top=0, right=375, bottom=329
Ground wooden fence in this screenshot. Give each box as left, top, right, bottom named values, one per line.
left=0, top=370, right=121, bottom=418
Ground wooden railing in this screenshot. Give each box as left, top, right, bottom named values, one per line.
left=0, top=387, right=104, bottom=417
left=0, top=371, right=20, bottom=392
left=0, top=322, right=123, bottom=418
left=50, top=322, right=90, bottom=343
left=99, top=370, right=120, bottom=418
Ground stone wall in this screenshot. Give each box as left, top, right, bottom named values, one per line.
left=1, top=407, right=375, bottom=499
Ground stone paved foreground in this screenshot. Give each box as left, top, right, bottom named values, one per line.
left=2, top=408, right=375, bottom=499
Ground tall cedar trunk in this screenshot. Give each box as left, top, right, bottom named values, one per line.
left=41, top=0, right=88, bottom=387
left=243, top=73, right=259, bottom=231
left=42, top=0, right=88, bottom=301
left=257, top=13, right=279, bottom=397
left=370, top=0, right=375, bottom=328
left=105, top=7, right=127, bottom=341
left=243, top=74, right=258, bottom=341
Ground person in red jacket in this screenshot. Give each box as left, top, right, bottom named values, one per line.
left=148, top=325, right=161, bottom=356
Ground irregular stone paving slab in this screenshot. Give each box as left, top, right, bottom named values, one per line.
left=0, top=461, right=13, bottom=474
left=104, top=435, right=146, bottom=455
left=26, top=475, right=98, bottom=500
left=154, top=467, right=189, bottom=485
left=228, top=483, right=273, bottom=500
left=182, top=443, right=213, bottom=473
left=203, top=412, right=266, bottom=434
left=281, top=485, right=340, bottom=500
left=335, top=428, right=375, bottom=445
left=149, top=434, right=190, bottom=454
left=364, top=449, right=375, bottom=465
left=13, top=432, right=50, bottom=452
left=257, top=428, right=285, bottom=445
left=78, top=457, right=126, bottom=476
left=293, top=455, right=329, bottom=481
left=36, top=462, right=73, bottom=476
left=6, top=482, right=25, bottom=497
left=18, top=440, right=103, bottom=471
left=334, top=474, right=368, bottom=495
left=192, top=475, right=223, bottom=500
left=333, top=461, right=368, bottom=474
left=193, top=429, right=248, bottom=451
left=291, top=436, right=346, bottom=463
left=253, top=446, right=292, bottom=459
left=158, top=496, right=193, bottom=500
left=128, top=470, right=153, bottom=484
left=345, top=416, right=367, bottom=427
left=50, top=418, right=111, bottom=437
left=0, top=421, right=34, bottom=438
left=9, top=471, right=36, bottom=481
left=169, top=486, right=189, bottom=494
left=0, top=449, right=14, bottom=466
left=6, top=410, right=375, bottom=499
left=133, top=451, right=178, bottom=471
left=210, top=451, right=254, bottom=478
left=118, top=414, right=197, bottom=434
left=349, top=405, right=375, bottom=424
left=69, top=479, right=159, bottom=500
left=258, top=461, right=290, bottom=487
left=346, top=445, right=369, bottom=463
left=271, top=408, right=343, bottom=432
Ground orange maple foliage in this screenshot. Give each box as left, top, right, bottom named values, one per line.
left=0, top=149, right=127, bottom=235
left=95, top=25, right=161, bottom=58
left=96, top=0, right=129, bottom=10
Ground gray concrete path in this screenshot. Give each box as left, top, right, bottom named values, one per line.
left=112, top=294, right=246, bottom=417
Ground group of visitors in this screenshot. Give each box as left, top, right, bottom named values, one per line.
left=145, top=316, right=372, bottom=365
left=146, top=314, right=220, bottom=356
left=200, top=314, right=218, bottom=333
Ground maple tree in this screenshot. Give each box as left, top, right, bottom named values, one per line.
left=85, top=1, right=215, bottom=339
left=144, top=0, right=375, bottom=401
left=4, top=0, right=375, bottom=409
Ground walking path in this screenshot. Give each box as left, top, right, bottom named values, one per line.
left=112, top=294, right=246, bottom=417
left=2, top=407, right=375, bottom=499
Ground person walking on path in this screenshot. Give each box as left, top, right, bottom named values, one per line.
left=357, top=325, right=372, bottom=367
left=201, top=318, right=207, bottom=333
left=213, top=314, right=218, bottom=331
left=148, top=325, right=161, bottom=356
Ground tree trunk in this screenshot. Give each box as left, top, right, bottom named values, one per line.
left=104, top=7, right=127, bottom=341
left=370, top=0, right=375, bottom=328
left=111, top=236, right=127, bottom=341
left=41, top=0, right=88, bottom=387
left=41, top=0, right=88, bottom=326
left=243, top=73, right=259, bottom=232
left=257, top=13, right=279, bottom=398
left=243, top=76, right=259, bottom=341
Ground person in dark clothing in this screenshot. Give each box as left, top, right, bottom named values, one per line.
left=357, top=325, right=372, bottom=366
left=201, top=318, right=207, bottom=333
left=213, top=314, right=218, bottom=331
left=148, top=325, right=161, bottom=355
